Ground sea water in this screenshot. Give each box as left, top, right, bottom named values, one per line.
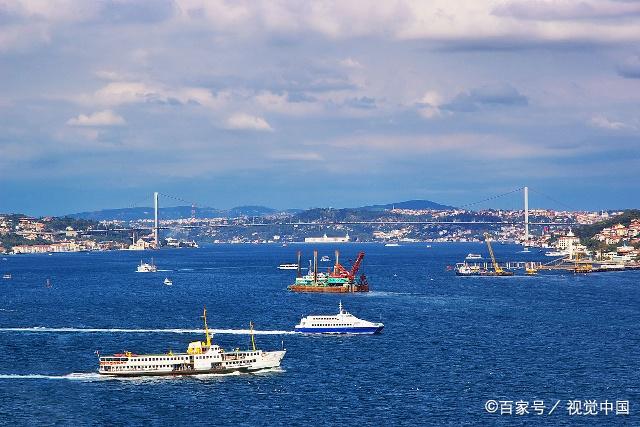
left=0, top=244, right=638, bottom=425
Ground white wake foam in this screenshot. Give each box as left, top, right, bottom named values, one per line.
left=0, top=372, right=103, bottom=381
left=0, top=327, right=295, bottom=335
left=0, top=369, right=285, bottom=382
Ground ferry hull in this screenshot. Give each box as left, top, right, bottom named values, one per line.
left=295, top=326, right=383, bottom=334
left=99, top=350, right=286, bottom=377
left=99, top=365, right=274, bottom=377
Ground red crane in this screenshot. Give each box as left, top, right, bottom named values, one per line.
left=331, top=251, right=365, bottom=281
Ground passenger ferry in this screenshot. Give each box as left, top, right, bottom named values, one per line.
left=465, top=253, right=482, bottom=260
left=136, top=259, right=157, bottom=273
left=98, top=308, right=286, bottom=377
left=294, top=302, right=383, bottom=334
left=278, top=263, right=299, bottom=270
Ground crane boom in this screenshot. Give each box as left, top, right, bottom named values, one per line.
left=349, top=252, right=365, bottom=279
left=331, top=251, right=365, bottom=280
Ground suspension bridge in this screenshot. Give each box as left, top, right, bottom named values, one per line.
left=83, top=187, right=578, bottom=247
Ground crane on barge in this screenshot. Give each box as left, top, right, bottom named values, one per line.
left=483, top=233, right=514, bottom=276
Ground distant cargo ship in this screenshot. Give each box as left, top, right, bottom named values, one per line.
left=98, top=308, right=285, bottom=377
left=288, top=250, right=369, bottom=293
left=304, top=233, right=350, bottom=243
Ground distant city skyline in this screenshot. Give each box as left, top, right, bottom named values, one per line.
left=1, top=1, right=639, bottom=216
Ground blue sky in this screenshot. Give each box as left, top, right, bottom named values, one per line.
left=0, top=0, right=639, bottom=215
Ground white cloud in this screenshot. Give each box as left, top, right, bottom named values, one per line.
left=417, top=90, right=445, bottom=119
left=270, top=151, right=323, bottom=161
left=67, top=110, right=125, bottom=127
left=225, top=113, right=273, bottom=131
left=328, top=133, right=583, bottom=160
left=2, top=1, right=640, bottom=55
left=254, top=91, right=321, bottom=116
left=175, top=1, right=640, bottom=46
left=339, top=57, right=362, bottom=68
left=79, top=81, right=229, bottom=110
left=589, top=115, right=631, bottom=131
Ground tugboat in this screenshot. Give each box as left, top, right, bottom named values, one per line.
left=294, top=302, right=384, bottom=334
left=288, top=250, right=369, bottom=293
left=98, top=308, right=286, bottom=377
left=136, top=258, right=157, bottom=273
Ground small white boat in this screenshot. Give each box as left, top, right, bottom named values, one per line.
left=163, top=278, right=173, bottom=286
left=137, top=259, right=158, bottom=273
left=465, top=253, right=482, bottom=260
left=278, top=263, right=299, bottom=270
left=545, top=251, right=568, bottom=257
left=2, top=273, right=11, bottom=280
left=599, top=263, right=625, bottom=270
left=294, top=302, right=384, bottom=334
left=385, top=243, right=400, bottom=247
left=320, top=255, right=330, bottom=262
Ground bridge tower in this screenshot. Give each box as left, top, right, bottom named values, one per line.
left=524, top=186, right=529, bottom=245
left=154, top=191, right=159, bottom=248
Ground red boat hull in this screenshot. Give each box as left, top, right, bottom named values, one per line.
left=288, top=284, right=369, bottom=293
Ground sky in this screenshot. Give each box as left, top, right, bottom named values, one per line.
left=0, top=0, right=639, bottom=216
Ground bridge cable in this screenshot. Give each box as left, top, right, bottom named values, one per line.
left=457, top=187, right=524, bottom=210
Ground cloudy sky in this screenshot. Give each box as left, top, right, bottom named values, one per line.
left=1, top=0, right=639, bottom=215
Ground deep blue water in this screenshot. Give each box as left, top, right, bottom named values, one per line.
left=0, top=243, right=639, bottom=425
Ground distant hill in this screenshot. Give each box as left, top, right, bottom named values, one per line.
left=70, top=205, right=279, bottom=221
left=575, top=209, right=640, bottom=244
left=360, top=200, right=454, bottom=211
left=69, top=199, right=453, bottom=221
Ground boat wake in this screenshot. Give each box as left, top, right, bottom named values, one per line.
left=0, top=372, right=103, bottom=381
left=364, top=291, right=415, bottom=297
left=0, top=371, right=268, bottom=382
left=0, top=327, right=296, bottom=335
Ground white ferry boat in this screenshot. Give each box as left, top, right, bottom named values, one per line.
left=136, top=259, right=157, bottom=273
left=294, top=302, right=383, bottom=334
left=320, top=255, right=330, bottom=262
left=545, top=251, right=568, bottom=257
left=465, top=253, right=482, bottom=260
left=278, top=263, right=299, bottom=270
left=98, top=308, right=286, bottom=377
